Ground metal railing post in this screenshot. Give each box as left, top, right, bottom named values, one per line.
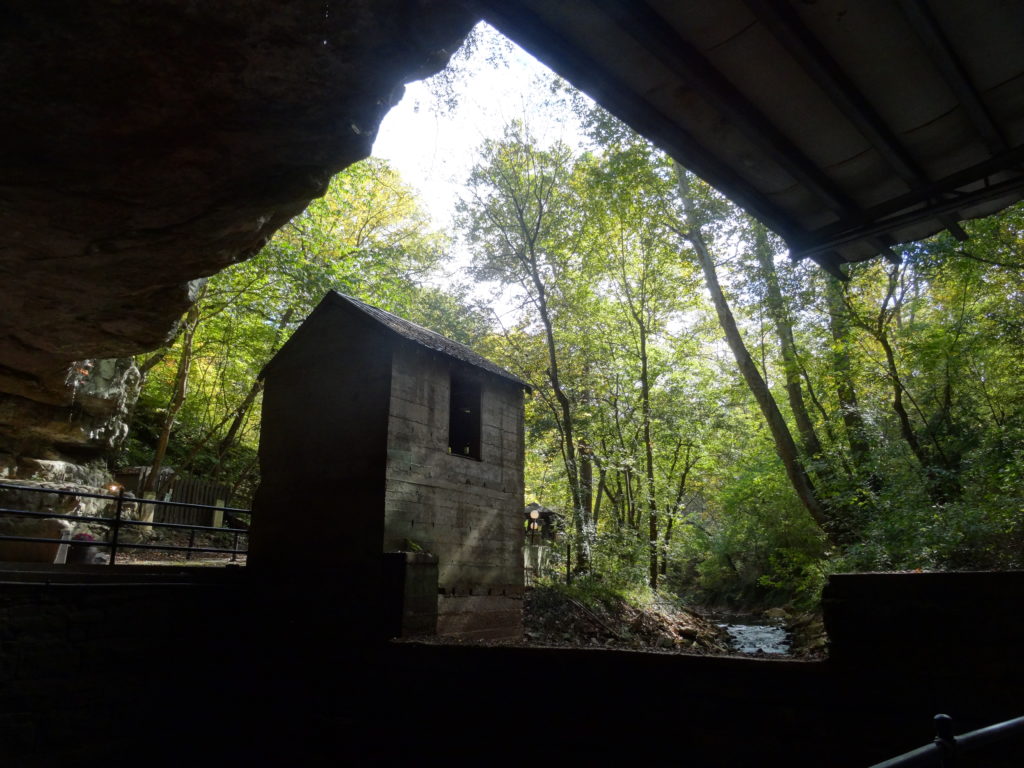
left=231, top=531, right=239, bottom=562
left=109, top=486, right=125, bottom=565
left=934, top=714, right=957, bottom=768
left=186, top=528, right=196, bottom=560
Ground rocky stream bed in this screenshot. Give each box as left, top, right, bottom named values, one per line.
left=521, top=585, right=828, bottom=658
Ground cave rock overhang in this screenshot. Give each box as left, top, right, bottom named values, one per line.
left=0, top=0, right=477, bottom=388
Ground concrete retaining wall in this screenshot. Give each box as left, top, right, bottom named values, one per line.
left=385, top=348, right=524, bottom=640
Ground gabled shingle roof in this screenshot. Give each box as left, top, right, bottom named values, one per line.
left=325, top=292, right=529, bottom=389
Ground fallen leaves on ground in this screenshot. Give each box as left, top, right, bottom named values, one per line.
left=523, top=585, right=730, bottom=654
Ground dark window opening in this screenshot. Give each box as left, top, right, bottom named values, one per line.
left=448, top=373, right=481, bottom=460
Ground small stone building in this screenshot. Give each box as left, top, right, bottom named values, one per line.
left=250, top=292, right=528, bottom=640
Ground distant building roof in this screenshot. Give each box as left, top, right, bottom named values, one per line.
left=317, top=292, right=530, bottom=389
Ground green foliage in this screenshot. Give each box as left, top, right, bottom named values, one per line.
left=465, top=102, right=1024, bottom=607
left=123, top=158, right=483, bottom=504
left=535, top=573, right=658, bottom=617
left=123, top=63, right=1024, bottom=615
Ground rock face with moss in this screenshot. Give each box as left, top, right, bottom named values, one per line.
left=0, top=358, right=141, bottom=462
left=0, top=0, right=475, bottom=462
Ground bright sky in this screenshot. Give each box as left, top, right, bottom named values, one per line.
left=372, top=22, right=588, bottom=232
left=370, top=22, right=595, bottom=319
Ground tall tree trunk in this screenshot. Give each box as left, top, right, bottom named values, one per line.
left=878, top=330, right=927, bottom=465
left=639, top=325, right=659, bottom=588
left=848, top=267, right=961, bottom=504
left=876, top=328, right=961, bottom=502
left=624, top=468, right=636, bottom=530
left=620, top=261, right=660, bottom=587
left=579, top=440, right=594, bottom=540
left=529, top=259, right=591, bottom=572
left=592, top=465, right=606, bottom=530
left=141, top=301, right=202, bottom=496
left=675, top=166, right=830, bottom=534
left=751, top=224, right=823, bottom=460
left=660, top=441, right=698, bottom=577
left=825, top=274, right=872, bottom=473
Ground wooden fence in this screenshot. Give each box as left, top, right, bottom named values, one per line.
left=115, top=469, right=233, bottom=528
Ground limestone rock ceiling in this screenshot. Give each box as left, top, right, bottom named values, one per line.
left=0, top=0, right=475, bottom=453
left=2, top=0, right=475, bottom=371
left=481, top=0, right=1024, bottom=276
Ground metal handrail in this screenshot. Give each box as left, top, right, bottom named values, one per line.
left=0, top=481, right=250, bottom=565
left=0, top=481, right=249, bottom=513
left=870, top=713, right=1024, bottom=767
left=0, top=506, right=247, bottom=535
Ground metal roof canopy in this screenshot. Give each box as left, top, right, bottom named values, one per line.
left=479, top=0, right=1024, bottom=276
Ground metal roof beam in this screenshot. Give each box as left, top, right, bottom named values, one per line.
left=792, top=172, right=1024, bottom=261
left=895, top=0, right=1008, bottom=153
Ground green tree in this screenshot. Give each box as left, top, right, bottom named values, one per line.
left=459, top=121, right=599, bottom=572
left=125, top=158, right=482, bottom=502
left=673, top=165, right=830, bottom=538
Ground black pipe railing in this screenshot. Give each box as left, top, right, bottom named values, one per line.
left=0, top=481, right=250, bottom=565
left=870, top=713, right=1024, bottom=767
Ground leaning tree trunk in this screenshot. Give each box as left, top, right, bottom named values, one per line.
left=210, top=378, right=264, bottom=478
left=675, top=166, right=830, bottom=535
left=211, top=306, right=294, bottom=480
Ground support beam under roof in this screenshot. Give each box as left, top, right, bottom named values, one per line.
left=791, top=167, right=1024, bottom=261
left=481, top=0, right=1024, bottom=266
left=593, top=0, right=865, bottom=222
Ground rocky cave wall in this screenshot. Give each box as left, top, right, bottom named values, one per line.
left=0, top=0, right=477, bottom=472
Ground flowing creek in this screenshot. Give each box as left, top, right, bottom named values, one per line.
left=713, top=614, right=791, bottom=655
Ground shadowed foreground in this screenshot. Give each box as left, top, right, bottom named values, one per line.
left=2, top=567, right=1021, bottom=767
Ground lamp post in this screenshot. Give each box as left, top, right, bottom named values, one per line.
left=529, top=508, right=540, bottom=546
